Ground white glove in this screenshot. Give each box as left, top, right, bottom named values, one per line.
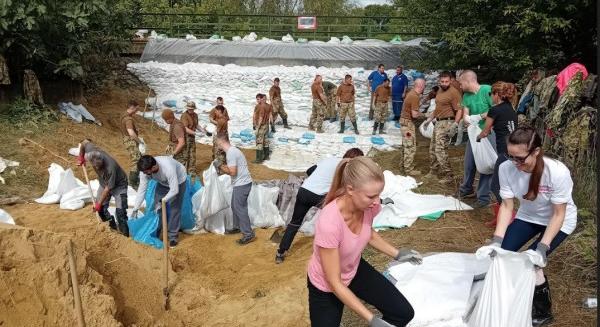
left=449, top=121, right=459, bottom=138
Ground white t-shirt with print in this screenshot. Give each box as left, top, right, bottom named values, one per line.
left=499, top=157, right=577, bottom=234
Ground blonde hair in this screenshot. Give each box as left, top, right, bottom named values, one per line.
left=323, top=156, right=385, bottom=206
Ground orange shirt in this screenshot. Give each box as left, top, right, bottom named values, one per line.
left=181, top=110, right=198, bottom=131
left=400, top=89, right=420, bottom=120
left=169, top=119, right=185, bottom=143
left=120, top=113, right=137, bottom=137
left=253, top=103, right=272, bottom=126
left=433, top=87, right=462, bottom=119
left=374, top=85, right=391, bottom=103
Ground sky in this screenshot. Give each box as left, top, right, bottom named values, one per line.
left=355, top=0, right=392, bottom=7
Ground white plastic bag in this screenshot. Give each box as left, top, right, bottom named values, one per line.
left=199, top=165, right=229, bottom=221
left=138, top=138, right=146, bottom=154
left=466, top=246, right=542, bottom=327
left=0, top=209, right=15, bottom=225
left=299, top=207, right=321, bottom=236
left=419, top=121, right=434, bottom=139
left=249, top=184, right=285, bottom=228
left=467, top=125, right=497, bottom=175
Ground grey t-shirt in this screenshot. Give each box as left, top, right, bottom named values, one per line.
left=226, top=146, right=252, bottom=187
left=83, top=143, right=128, bottom=193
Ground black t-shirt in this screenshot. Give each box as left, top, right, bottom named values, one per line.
left=488, top=101, right=518, bottom=155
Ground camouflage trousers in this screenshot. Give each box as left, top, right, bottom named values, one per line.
left=325, top=95, right=337, bottom=119
left=271, top=99, right=288, bottom=120
left=309, top=99, right=326, bottom=130
left=429, top=120, right=453, bottom=176
left=374, top=102, right=389, bottom=123
left=183, top=135, right=197, bottom=175
left=166, top=143, right=188, bottom=168
left=255, top=124, right=269, bottom=150
left=122, top=136, right=141, bottom=172
left=400, top=119, right=417, bottom=172
left=339, top=102, right=356, bottom=123
left=212, top=134, right=227, bottom=164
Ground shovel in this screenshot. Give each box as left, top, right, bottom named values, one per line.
left=161, top=200, right=170, bottom=310
left=80, top=164, right=103, bottom=224
left=269, top=227, right=285, bottom=244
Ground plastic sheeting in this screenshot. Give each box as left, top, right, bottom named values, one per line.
left=467, top=125, right=497, bottom=175
left=467, top=246, right=543, bottom=327
left=249, top=184, right=285, bottom=228
left=0, top=209, right=15, bottom=225
left=58, top=102, right=97, bottom=124
left=388, top=252, right=491, bottom=327
left=139, top=38, right=426, bottom=68
left=373, top=171, right=472, bottom=229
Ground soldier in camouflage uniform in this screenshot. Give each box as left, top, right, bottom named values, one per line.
left=269, top=78, right=291, bottom=131
left=253, top=94, right=272, bottom=163
left=120, top=100, right=142, bottom=189
left=372, top=78, right=391, bottom=134
left=322, top=80, right=338, bottom=122
left=162, top=109, right=188, bottom=167
left=180, top=101, right=202, bottom=178
left=400, top=78, right=425, bottom=175
left=209, top=97, right=229, bottom=166
left=309, top=75, right=327, bottom=133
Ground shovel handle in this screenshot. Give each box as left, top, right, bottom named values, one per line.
left=80, top=165, right=102, bottom=223
left=161, top=200, right=169, bottom=310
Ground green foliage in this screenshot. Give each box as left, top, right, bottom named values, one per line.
left=395, top=0, right=596, bottom=80
left=0, top=98, right=58, bottom=128
left=0, top=0, right=137, bottom=90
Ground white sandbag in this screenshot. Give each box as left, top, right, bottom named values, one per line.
left=199, top=165, right=230, bottom=218
left=467, top=125, right=497, bottom=175
left=36, top=164, right=68, bottom=204
left=389, top=252, right=491, bottom=327
left=281, top=34, right=294, bottom=43
left=466, top=246, right=543, bottom=327
left=419, top=121, right=434, bottom=139
left=249, top=184, right=285, bottom=228
left=0, top=209, right=15, bottom=225
left=68, top=147, right=80, bottom=156
left=138, top=137, right=146, bottom=154
left=299, top=207, right=321, bottom=236
left=59, top=186, right=91, bottom=210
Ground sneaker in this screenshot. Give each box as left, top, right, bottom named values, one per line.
left=275, top=251, right=286, bottom=264
left=169, top=240, right=178, bottom=248
left=454, top=190, right=476, bottom=199
left=236, top=235, right=256, bottom=245
left=225, top=228, right=241, bottom=235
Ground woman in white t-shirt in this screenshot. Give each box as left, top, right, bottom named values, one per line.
left=489, top=125, right=577, bottom=326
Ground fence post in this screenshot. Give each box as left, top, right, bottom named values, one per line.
left=268, top=15, right=272, bottom=38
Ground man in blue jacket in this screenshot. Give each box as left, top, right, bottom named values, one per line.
left=367, top=64, right=388, bottom=120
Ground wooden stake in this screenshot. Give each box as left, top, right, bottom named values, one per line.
left=80, top=164, right=103, bottom=224
left=67, top=240, right=86, bottom=327
left=161, top=200, right=170, bottom=310
left=141, top=88, right=152, bottom=121
left=150, top=96, right=158, bottom=132
left=20, top=137, right=70, bottom=165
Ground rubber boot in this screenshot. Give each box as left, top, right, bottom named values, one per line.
left=338, top=121, right=345, bottom=134
left=532, top=279, right=554, bottom=326
left=372, top=122, right=378, bottom=135
left=115, top=208, right=130, bottom=237
left=379, top=122, right=386, bottom=134
left=352, top=121, right=359, bottom=135
left=252, top=149, right=264, bottom=163
left=282, top=118, right=291, bottom=129
left=264, top=147, right=270, bottom=160
left=128, top=170, right=139, bottom=190
left=271, top=123, right=276, bottom=133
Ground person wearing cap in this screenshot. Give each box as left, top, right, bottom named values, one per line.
left=181, top=101, right=211, bottom=178
left=162, top=109, right=188, bottom=168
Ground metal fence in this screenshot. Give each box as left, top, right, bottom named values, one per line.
left=133, top=13, right=439, bottom=40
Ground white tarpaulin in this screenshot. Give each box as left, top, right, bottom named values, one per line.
left=0, top=209, right=15, bottom=225
left=373, top=171, right=472, bottom=229
left=389, top=252, right=491, bottom=327
left=467, top=246, right=542, bottom=327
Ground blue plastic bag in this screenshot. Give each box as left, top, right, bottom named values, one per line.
left=302, top=132, right=315, bottom=139
left=128, top=176, right=202, bottom=249
left=231, top=133, right=241, bottom=139
left=371, top=136, right=386, bottom=145
left=343, top=136, right=356, bottom=144
left=162, top=100, right=177, bottom=108
left=240, top=129, right=254, bottom=137
left=298, top=138, right=311, bottom=145
left=278, top=137, right=289, bottom=143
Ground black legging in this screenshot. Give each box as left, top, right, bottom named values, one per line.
left=277, top=187, right=325, bottom=254
left=308, top=258, right=414, bottom=327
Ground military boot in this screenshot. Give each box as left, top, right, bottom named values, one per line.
left=338, top=121, right=345, bottom=133
left=128, top=171, right=139, bottom=190
left=372, top=122, right=378, bottom=135
left=264, top=147, right=271, bottom=160
left=379, top=122, right=386, bottom=134
left=532, top=280, right=554, bottom=326
left=282, top=118, right=291, bottom=129
left=352, top=121, right=359, bottom=135
left=270, top=123, right=276, bottom=133
left=252, top=149, right=264, bottom=163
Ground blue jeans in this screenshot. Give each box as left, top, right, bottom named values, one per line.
left=392, top=100, right=403, bottom=119
left=501, top=219, right=569, bottom=255
left=459, top=135, right=495, bottom=203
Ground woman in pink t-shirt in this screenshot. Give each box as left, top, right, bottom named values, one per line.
left=307, top=156, right=422, bottom=327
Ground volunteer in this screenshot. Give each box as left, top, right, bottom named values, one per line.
left=275, top=148, right=365, bottom=264
left=477, top=81, right=518, bottom=204
left=307, top=156, right=421, bottom=327
left=488, top=125, right=577, bottom=326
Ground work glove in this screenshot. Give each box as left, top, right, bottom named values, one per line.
left=131, top=209, right=139, bottom=219
left=92, top=202, right=102, bottom=213
left=487, top=235, right=503, bottom=258
left=212, top=160, right=222, bottom=171
left=448, top=121, right=459, bottom=138
left=206, top=131, right=213, bottom=137
left=395, top=248, right=423, bottom=265
left=253, top=125, right=256, bottom=130
left=77, top=154, right=85, bottom=166
left=424, top=120, right=432, bottom=128
left=381, top=197, right=394, bottom=205
left=535, top=242, right=550, bottom=267
left=370, top=317, right=394, bottom=327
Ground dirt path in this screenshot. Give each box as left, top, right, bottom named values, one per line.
left=0, top=87, right=596, bottom=326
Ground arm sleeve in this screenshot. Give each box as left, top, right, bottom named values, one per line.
left=314, top=213, right=342, bottom=249
left=125, top=118, right=134, bottom=130
left=134, top=173, right=149, bottom=210
left=550, top=166, right=574, bottom=204
left=487, top=106, right=499, bottom=120
left=174, top=124, right=185, bottom=139
left=226, top=150, right=237, bottom=167
left=499, top=163, right=516, bottom=199
left=105, top=166, right=116, bottom=190
left=368, top=71, right=374, bottom=81
left=162, top=166, right=180, bottom=202
left=306, top=165, right=317, bottom=176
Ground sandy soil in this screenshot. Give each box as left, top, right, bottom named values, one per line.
left=0, top=86, right=596, bottom=326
